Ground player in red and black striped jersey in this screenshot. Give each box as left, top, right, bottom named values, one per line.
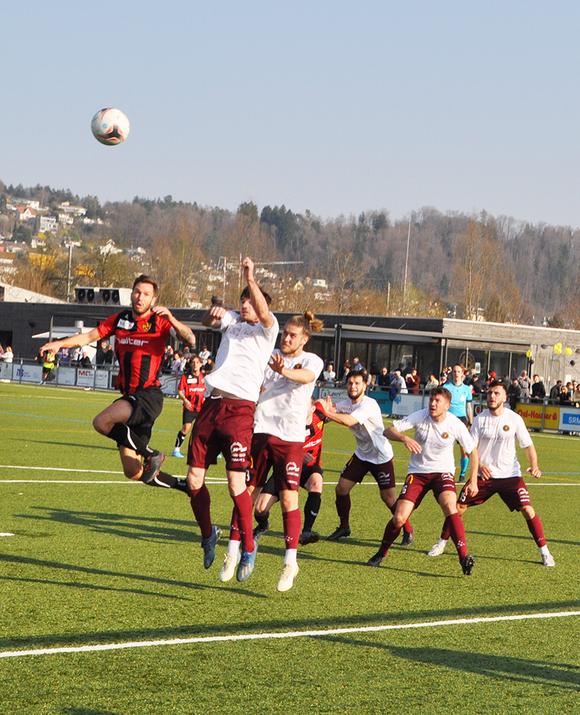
left=253, top=400, right=329, bottom=544
left=40, top=275, right=195, bottom=487
left=172, top=355, right=206, bottom=458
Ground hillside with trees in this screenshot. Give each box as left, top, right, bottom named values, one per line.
left=0, top=179, right=578, bottom=328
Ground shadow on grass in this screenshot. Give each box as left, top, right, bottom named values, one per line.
left=23, top=439, right=117, bottom=452
left=16, top=506, right=220, bottom=544
left=319, top=636, right=580, bottom=690
left=468, top=529, right=580, bottom=548
left=0, top=552, right=266, bottom=608
left=0, top=595, right=577, bottom=651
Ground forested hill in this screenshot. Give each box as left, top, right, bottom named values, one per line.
left=1, top=180, right=578, bottom=328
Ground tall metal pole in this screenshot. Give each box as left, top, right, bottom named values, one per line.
left=403, top=216, right=411, bottom=312
left=66, top=243, right=73, bottom=303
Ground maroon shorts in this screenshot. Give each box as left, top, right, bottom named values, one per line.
left=459, top=476, right=531, bottom=511
left=247, top=433, right=305, bottom=492
left=341, top=454, right=395, bottom=490
left=398, top=472, right=456, bottom=508
left=187, top=396, right=255, bottom=471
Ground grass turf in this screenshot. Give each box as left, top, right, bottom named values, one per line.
left=0, top=383, right=579, bottom=714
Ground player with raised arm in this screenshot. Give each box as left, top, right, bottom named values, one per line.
left=253, top=399, right=329, bottom=546
left=324, top=371, right=414, bottom=545
left=222, top=312, right=323, bottom=591
left=172, top=355, right=205, bottom=458
left=445, top=364, right=474, bottom=481
left=427, top=380, right=556, bottom=566
left=185, top=257, right=278, bottom=579
left=368, top=386, right=478, bottom=575
left=40, top=275, right=195, bottom=488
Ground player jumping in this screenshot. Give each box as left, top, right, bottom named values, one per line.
left=40, top=275, right=195, bottom=487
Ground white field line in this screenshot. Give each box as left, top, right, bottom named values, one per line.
left=0, top=478, right=577, bottom=487
left=0, top=610, right=578, bottom=660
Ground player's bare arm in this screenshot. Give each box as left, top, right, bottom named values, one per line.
left=467, top=401, right=474, bottom=426
left=463, top=448, right=479, bottom=497
left=269, top=353, right=315, bottom=385
left=40, top=326, right=102, bottom=357
left=178, top=389, right=193, bottom=411
left=243, top=256, right=274, bottom=329
left=384, top=426, right=422, bottom=454
left=153, top=306, right=196, bottom=347
left=525, top=444, right=542, bottom=478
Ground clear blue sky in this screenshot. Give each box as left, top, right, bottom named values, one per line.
left=3, top=1, right=580, bottom=226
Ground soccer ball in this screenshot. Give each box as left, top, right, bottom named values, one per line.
left=91, top=107, right=130, bottom=146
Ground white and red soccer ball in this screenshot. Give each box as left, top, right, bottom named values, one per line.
left=91, top=107, right=130, bottom=146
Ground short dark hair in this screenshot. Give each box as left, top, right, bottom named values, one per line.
left=488, top=379, right=507, bottom=393
left=429, top=386, right=451, bottom=402
left=240, top=285, right=272, bottom=306
left=132, top=274, right=159, bottom=296
left=347, top=370, right=368, bottom=382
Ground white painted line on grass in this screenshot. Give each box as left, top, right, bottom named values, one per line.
left=0, top=532, right=15, bottom=537
left=0, top=478, right=578, bottom=487
left=0, top=610, right=578, bottom=660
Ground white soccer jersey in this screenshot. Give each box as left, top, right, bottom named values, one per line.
left=471, top=408, right=532, bottom=478
left=254, top=349, right=324, bottom=441
left=204, top=310, right=279, bottom=402
left=393, top=408, right=475, bottom=474
left=336, top=395, right=394, bottom=464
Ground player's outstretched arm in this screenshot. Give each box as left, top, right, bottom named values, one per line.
left=40, top=327, right=102, bottom=357
left=153, top=306, right=196, bottom=347
left=243, top=256, right=274, bottom=329
left=525, top=444, right=542, bottom=478
left=384, top=426, right=422, bottom=454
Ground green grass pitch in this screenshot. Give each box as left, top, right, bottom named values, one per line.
left=0, top=383, right=579, bottom=714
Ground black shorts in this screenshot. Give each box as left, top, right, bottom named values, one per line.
left=260, top=461, right=323, bottom=497
left=182, top=408, right=200, bottom=424
left=117, top=387, right=164, bottom=444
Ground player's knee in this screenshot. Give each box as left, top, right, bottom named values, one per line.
left=92, top=415, right=108, bottom=434
left=522, top=505, right=535, bottom=520
left=309, top=475, right=323, bottom=492
left=392, top=513, right=407, bottom=529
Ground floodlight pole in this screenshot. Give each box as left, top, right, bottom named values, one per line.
left=66, top=243, right=73, bottom=303
left=403, top=216, right=411, bottom=311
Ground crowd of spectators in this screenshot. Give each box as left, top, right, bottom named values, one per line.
left=318, top=358, right=580, bottom=407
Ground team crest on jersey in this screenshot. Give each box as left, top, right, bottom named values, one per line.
left=503, top=425, right=510, bottom=431
left=141, top=322, right=152, bottom=333
left=293, top=363, right=302, bottom=369
left=441, top=432, right=449, bottom=439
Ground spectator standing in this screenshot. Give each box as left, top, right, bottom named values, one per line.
left=322, top=362, right=336, bottom=384
left=518, top=370, right=532, bottom=402
left=376, top=366, right=391, bottom=389
left=507, top=377, right=522, bottom=410
left=405, top=368, right=421, bottom=395
left=198, top=345, right=211, bottom=365
left=549, top=380, right=562, bottom=403
left=2, top=346, right=13, bottom=364
left=531, top=375, right=546, bottom=402
left=425, top=373, right=439, bottom=391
